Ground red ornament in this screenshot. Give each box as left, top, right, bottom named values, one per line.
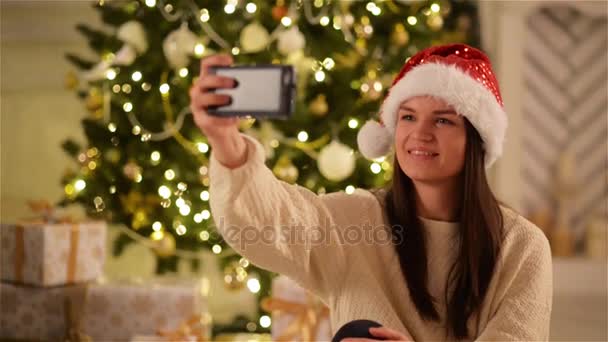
left=272, top=6, right=288, bottom=21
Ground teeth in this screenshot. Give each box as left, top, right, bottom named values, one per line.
left=410, top=150, right=435, bottom=156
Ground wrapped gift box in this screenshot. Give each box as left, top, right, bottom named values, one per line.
left=1, top=221, right=106, bottom=286
left=263, top=275, right=331, bottom=342
left=0, top=277, right=208, bottom=341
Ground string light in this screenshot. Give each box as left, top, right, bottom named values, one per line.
left=332, top=16, right=341, bottom=30
left=197, top=142, right=209, bottom=153
left=122, top=84, right=132, bottom=94
left=164, top=169, right=175, bottom=180
left=431, top=3, right=441, bottom=13
left=158, top=185, right=171, bottom=199
left=199, top=230, right=210, bottom=241
left=314, top=70, right=326, bottom=82
left=224, top=4, right=236, bottom=14
left=176, top=224, right=187, bottom=235
left=212, top=244, right=222, bottom=254
left=200, top=9, right=210, bottom=22
left=200, top=190, right=210, bottom=201
left=201, top=210, right=211, bottom=220
left=151, top=231, right=164, bottom=240
left=132, top=125, right=141, bottom=135
left=112, top=84, right=121, bottom=93
left=74, top=179, right=86, bottom=191
left=179, top=205, right=191, bottom=216
left=145, top=0, right=156, bottom=8
left=370, top=163, right=382, bottom=174
left=106, top=69, right=117, bottom=80
left=322, top=57, right=335, bottom=70
left=151, top=151, right=161, bottom=164
left=194, top=213, right=203, bottom=223
left=176, top=197, right=185, bottom=208
left=320, top=16, right=330, bottom=26
left=407, top=16, right=418, bottom=25
left=260, top=315, right=271, bottom=328
left=345, top=185, right=355, bottom=194
left=246, top=3, right=257, bottom=13
left=123, top=102, right=133, bottom=112
left=108, top=123, right=117, bottom=132
left=231, top=47, right=240, bottom=55
left=131, top=71, right=142, bottom=82
left=247, top=278, right=261, bottom=293
left=159, top=83, right=170, bottom=95
left=142, top=83, right=151, bottom=91
left=179, top=68, right=189, bottom=77
left=152, top=221, right=163, bottom=231
left=297, top=131, right=309, bottom=142
left=281, top=17, right=292, bottom=27
left=194, top=43, right=205, bottom=57
left=134, top=174, right=142, bottom=183
left=348, top=119, right=359, bottom=129
left=109, top=185, right=116, bottom=194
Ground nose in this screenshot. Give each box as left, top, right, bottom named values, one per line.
left=410, top=122, right=434, bottom=142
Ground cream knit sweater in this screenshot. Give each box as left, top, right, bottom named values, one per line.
left=209, top=134, right=553, bottom=341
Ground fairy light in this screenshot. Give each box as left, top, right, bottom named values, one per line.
left=106, top=69, right=116, bottom=80
left=224, top=4, right=236, bottom=14
left=314, top=0, right=323, bottom=7
left=159, top=83, right=170, bottom=95
left=431, top=3, right=441, bottom=13
left=200, top=9, right=210, bottom=22
left=199, top=231, right=210, bottom=241
left=315, top=70, right=326, bottom=82
left=123, top=102, right=133, bottom=112
left=151, top=151, right=161, bottom=163
left=175, top=197, right=185, bottom=208
left=247, top=278, right=261, bottom=293
left=260, top=315, right=271, bottom=328
left=373, top=81, right=383, bottom=92
left=361, top=83, right=370, bottom=92
left=197, top=142, right=209, bottom=153
left=152, top=221, right=162, bottom=231
left=122, top=84, right=132, bottom=93
left=179, top=205, right=191, bottom=216
left=134, top=174, right=142, bottom=183
left=297, top=131, right=309, bottom=142
left=212, top=244, right=222, bottom=254
left=108, top=123, right=117, bottom=132
left=320, top=16, right=330, bottom=26
left=131, top=71, right=142, bottom=82
left=231, top=47, right=240, bottom=55
left=194, top=213, right=203, bottom=223
left=407, top=16, right=418, bottom=25
left=74, top=179, right=86, bottom=191
left=322, top=57, right=335, bottom=70
left=109, top=185, right=116, bottom=194
left=194, top=43, right=205, bottom=57
left=200, top=190, right=210, bottom=201
left=201, top=210, right=211, bottom=220
left=281, top=17, right=292, bottom=27
left=179, top=68, right=189, bottom=77
left=345, top=185, right=355, bottom=194
left=142, top=82, right=151, bottom=91
left=112, top=84, right=121, bottom=93
left=151, top=231, right=164, bottom=240
left=348, top=119, right=359, bottom=129
left=370, top=163, right=382, bottom=174
left=145, top=0, right=156, bottom=7
left=132, top=125, right=141, bottom=135
left=158, top=185, right=171, bottom=199
left=176, top=224, right=187, bottom=235
left=164, top=169, right=175, bottom=180
left=246, top=3, right=257, bottom=13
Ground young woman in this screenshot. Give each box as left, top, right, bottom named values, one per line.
left=189, top=44, right=553, bottom=341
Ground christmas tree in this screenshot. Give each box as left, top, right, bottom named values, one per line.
left=61, top=0, right=478, bottom=334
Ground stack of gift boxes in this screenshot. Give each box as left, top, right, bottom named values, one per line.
left=0, top=218, right=209, bottom=341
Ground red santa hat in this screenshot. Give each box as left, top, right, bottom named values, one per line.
left=356, top=43, right=507, bottom=169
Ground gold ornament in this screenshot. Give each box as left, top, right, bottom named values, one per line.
left=272, top=155, right=299, bottom=184
left=427, top=14, right=444, bottom=31
left=123, top=161, right=142, bottom=181
left=391, top=24, right=410, bottom=46
left=153, top=232, right=176, bottom=257
left=309, top=94, right=328, bottom=116
left=65, top=71, right=79, bottom=90
left=223, top=261, right=248, bottom=291
left=85, top=88, right=104, bottom=113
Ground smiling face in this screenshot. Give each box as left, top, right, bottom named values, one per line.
left=394, top=96, right=467, bottom=185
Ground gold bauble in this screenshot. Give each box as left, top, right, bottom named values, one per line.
left=85, top=88, right=104, bottom=112
left=391, top=24, right=410, bottom=46
left=309, top=94, right=328, bottom=116
left=153, top=232, right=176, bottom=257
left=272, top=155, right=299, bottom=184
left=65, top=71, right=79, bottom=90
left=223, top=261, right=248, bottom=291
left=427, top=14, right=444, bottom=32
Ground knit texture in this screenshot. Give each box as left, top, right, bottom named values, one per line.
left=209, top=134, right=553, bottom=341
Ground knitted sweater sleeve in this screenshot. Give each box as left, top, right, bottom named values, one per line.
left=209, top=134, right=367, bottom=301
left=476, top=217, right=553, bottom=341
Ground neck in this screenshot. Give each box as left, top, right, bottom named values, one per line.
left=412, top=178, right=461, bottom=222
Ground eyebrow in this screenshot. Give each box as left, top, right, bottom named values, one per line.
left=399, top=105, right=458, bottom=115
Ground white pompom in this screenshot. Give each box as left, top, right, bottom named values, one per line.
left=317, top=140, right=356, bottom=182
left=356, top=120, right=392, bottom=160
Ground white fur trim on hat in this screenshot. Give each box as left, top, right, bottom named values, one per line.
left=379, top=63, right=507, bottom=169
left=356, top=120, right=393, bottom=160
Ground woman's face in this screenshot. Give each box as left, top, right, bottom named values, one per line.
left=394, top=96, right=467, bottom=184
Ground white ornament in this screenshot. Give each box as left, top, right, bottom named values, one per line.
left=163, top=22, right=199, bottom=69
left=317, top=140, right=356, bottom=182
left=240, top=22, right=270, bottom=53
left=117, top=21, right=148, bottom=54
left=277, top=26, right=305, bottom=55
left=113, top=44, right=137, bottom=66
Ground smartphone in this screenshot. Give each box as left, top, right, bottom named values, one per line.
left=207, top=65, right=296, bottom=119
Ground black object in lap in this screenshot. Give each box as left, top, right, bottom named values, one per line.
left=332, top=319, right=386, bottom=342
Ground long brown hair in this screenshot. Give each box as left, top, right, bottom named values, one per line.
left=385, top=119, right=504, bottom=339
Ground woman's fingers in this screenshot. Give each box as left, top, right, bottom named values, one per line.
left=190, top=93, right=231, bottom=111
left=193, top=75, right=236, bottom=92
left=199, top=54, right=233, bottom=78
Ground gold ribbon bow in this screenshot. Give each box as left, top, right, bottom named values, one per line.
left=157, top=314, right=209, bottom=341
left=261, top=293, right=330, bottom=342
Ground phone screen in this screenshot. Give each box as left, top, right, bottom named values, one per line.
left=208, top=65, right=295, bottom=119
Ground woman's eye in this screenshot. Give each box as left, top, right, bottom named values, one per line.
left=400, top=114, right=414, bottom=121
left=437, top=118, right=453, bottom=125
